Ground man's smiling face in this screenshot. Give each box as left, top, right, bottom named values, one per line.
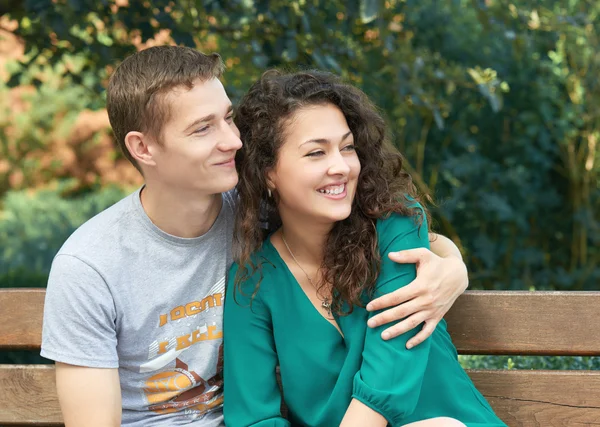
left=149, top=77, right=242, bottom=196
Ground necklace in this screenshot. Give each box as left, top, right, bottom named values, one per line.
left=281, top=233, right=332, bottom=315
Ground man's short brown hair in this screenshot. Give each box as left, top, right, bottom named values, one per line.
left=107, top=46, right=225, bottom=172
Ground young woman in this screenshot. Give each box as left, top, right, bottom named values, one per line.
left=223, top=70, right=506, bottom=427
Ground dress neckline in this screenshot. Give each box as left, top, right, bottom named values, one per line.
left=264, top=237, right=345, bottom=339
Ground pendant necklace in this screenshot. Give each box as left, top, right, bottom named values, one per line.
left=281, top=233, right=332, bottom=315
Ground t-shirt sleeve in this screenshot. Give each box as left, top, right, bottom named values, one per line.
left=41, top=254, right=119, bottom=368
left=223, top=264, right=290, bottom=427
left=352, top=206, right=431, bottom=423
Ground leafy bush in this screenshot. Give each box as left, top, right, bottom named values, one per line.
left=460, top=355, right=600, bottom=371
left=0, top=183, right=129, bottom=287
left=0, top=59, right=142, bottom=196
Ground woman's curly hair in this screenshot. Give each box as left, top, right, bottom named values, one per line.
left=233, top=69, right=427, bottom=314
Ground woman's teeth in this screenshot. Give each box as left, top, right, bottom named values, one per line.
left=318, top=184, right=345, bottom=195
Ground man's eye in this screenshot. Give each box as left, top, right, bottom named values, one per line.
left=194, top=126, right=210, bottom=134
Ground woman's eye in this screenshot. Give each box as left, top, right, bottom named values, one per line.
left=306, top=151, right=324, bottom=157
left=343, top=144, right=356, bottom=151
left=225, top=114, right=234, bottom=122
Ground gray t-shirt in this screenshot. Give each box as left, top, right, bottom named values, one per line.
left=41, top=188, right=235, bottom=426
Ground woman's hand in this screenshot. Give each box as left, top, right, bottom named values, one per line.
left=366, top=247, right=468, bottom=348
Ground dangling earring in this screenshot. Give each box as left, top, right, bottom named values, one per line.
left=268, top=188, right=272, bottom=198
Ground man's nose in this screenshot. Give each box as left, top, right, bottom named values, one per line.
left=218, top=124, right=243, bottom=151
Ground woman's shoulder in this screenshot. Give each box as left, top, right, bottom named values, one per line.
left=376, top=202, right=429, bottom=249
left=228, top=243, right=281, bottom=301
left=376, top=202, right=426, bottom=231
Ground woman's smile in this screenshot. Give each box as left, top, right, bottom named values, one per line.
left=316, top=182, right=347, bottom=199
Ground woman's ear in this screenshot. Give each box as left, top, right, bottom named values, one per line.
left=265, top=168, right=276, bottom=192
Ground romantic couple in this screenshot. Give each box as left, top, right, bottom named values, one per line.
left=41, top=46, right=506, bottom=427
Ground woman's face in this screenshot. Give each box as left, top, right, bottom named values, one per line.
left=267, top=103, right=361, bottom=226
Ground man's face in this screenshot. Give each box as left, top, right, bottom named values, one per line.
left=149, top=78, right=242, bottom=195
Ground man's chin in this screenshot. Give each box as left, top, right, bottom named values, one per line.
left=212, top=175, right=239, bottom=194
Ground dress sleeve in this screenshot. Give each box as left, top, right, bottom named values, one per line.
left=224, top=264, right=290, bottom=427
left=352, top=206, right=431, bottom=424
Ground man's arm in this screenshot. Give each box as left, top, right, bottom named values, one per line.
left=366, top=232, right=468, bottom=348
left=42, top=255, right=121, bottom=425
left=56, top=363, right=121, bottom=427
left=428, top=232, right=464, bottom=260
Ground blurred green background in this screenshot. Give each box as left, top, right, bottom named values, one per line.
left=0, top=0, right=598, bottom=369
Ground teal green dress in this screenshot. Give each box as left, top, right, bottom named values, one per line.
left=224, top=211, right=506, bottom=427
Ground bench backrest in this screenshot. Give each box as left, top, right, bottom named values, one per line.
left=1, top=289, right=599, bottom=426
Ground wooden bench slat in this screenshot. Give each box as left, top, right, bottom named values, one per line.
left=446, top=291, right=600, bottom=356
left=2, top=365, right=600, bottom=426
left=3, top=289, right=600, bottom=356
left=0, top=289, right=46, bottom=350
left=470, top=370, right=600, bottom=425
left=0, top=365, right=63, bottom=426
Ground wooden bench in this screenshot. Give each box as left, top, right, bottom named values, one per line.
left=1, top=288, right=599, bottom=426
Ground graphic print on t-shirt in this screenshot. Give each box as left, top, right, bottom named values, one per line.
left=140, top=276, right=225, bottom=420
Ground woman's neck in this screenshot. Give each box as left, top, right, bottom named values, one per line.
left=277, top=219, right=333, bottom=267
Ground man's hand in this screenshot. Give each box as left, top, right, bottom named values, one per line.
left=56, top=363, right=121, bottom=427
left=366, top=246, right=468, bottom=349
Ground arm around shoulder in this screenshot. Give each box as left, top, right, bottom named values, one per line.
left=365, top=229, right=469, bottom=344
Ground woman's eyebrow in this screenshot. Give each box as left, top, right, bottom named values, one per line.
left=300, top=130, right=352, bottom=147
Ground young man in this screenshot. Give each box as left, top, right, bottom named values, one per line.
left=41, top=46, right=468, bottom=427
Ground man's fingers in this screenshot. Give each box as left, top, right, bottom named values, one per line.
left=367, top=298, right=421, bottom=328
left=406, top=320, right=438, bottom=349
left=366, top=282, right=421, bottom=312
left=387, top=247, right=431, bottom=264
left=380, top=312, right=429, bottom=341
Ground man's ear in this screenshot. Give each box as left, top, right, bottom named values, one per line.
left=124, top=131, right=157, bottom=168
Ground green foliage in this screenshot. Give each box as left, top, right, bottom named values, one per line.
left=5, top=0, right=597, bottom=291
left=460, top=355, right=600, bottom=371
left=0, top=183, right=128, bottom=287
left=0, top=67, right=100, bottom=196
